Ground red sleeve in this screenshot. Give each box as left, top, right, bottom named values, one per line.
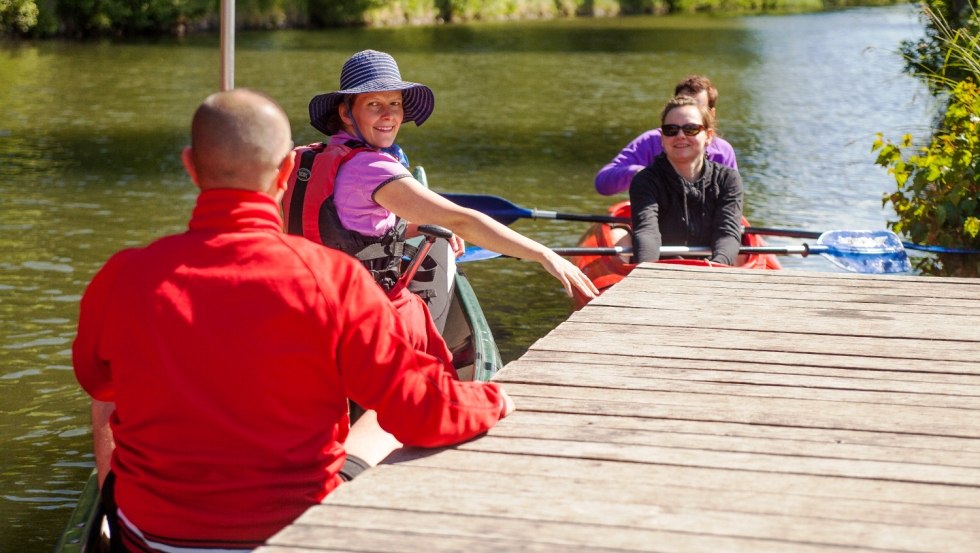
left=72, top=249, right=138, bottom=402
left=327, top=256, right=504, bottom=448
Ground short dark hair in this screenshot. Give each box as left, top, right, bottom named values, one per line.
left=660, top=95, right=715, bottom=131
left=322, top=94, right=357, bottom=135
left=674, top=75, right=719, bottom=110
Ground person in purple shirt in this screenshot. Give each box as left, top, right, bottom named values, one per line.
left=594, top=75, right=738, bottom=196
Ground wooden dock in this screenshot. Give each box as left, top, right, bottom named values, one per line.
left=257, top=263, right=980, bottom=553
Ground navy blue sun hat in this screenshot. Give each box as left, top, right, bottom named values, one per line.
left=308, top=50, right=435, bottom=135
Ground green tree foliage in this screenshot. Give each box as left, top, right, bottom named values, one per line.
left=610, top=0, right=667, bottom=15
left=366, top=0, right=439, bottom=25
left=307, top=0, right=381, bottom=26
left=875, top=2, right=980, bottom=276
left=438, top=0, right=565, bottom=21
left=0, top=0, right=39, bottom=33
left=238, top=0, right=307, bottom=28
left=2, top=0, right=907, bottom=37
left=53, top=0, right=211, bottom=37
left=672, top=0, right=822, bottom=12
left=873, top=81, right=980, bottom=276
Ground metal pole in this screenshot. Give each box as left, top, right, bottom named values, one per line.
left=219, top=0, right=235, bottom=91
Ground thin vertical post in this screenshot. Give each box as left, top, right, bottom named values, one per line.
left=219, top=0, right=235, bottom=91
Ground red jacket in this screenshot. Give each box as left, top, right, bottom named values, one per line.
left=72, top=189, right=504, bottom=546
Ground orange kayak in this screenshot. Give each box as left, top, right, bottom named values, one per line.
left=573, top=200, right=782, bottom=307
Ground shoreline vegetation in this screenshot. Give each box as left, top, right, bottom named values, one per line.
left=873, top=0, right=980, bottom=277
left=3, top=0, right=906, bottom=39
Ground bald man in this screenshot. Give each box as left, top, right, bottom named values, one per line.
left=183, top=87, right=295, bottom=194
left=73, top=89, right=513, bottom=552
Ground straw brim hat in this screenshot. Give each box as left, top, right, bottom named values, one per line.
left=309, top=50, right=435, bottom=136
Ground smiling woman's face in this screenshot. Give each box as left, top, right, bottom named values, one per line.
left=341, top=91, right=404, bottom=148
left=662, top=104, right=713, bottom=165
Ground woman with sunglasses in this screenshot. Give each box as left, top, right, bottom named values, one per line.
left=629, top=95, right=744, bottom=264
left=594, top=74, right=737, bottom=196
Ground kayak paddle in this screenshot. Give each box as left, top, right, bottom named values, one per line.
left=441, top=193, right=629, bottom=226
left=745, top=226, right=980, bottom=255
left=458, top=229, right=912, bottom=274
left=443, top=193, right=978, bottom=255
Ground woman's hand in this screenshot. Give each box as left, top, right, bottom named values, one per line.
left=538, top=250, right=599, bottom=300
left=449, top=234, right=465, bottom=257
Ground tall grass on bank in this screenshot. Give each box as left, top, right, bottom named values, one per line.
left=902, top=3, right=980, bottom=92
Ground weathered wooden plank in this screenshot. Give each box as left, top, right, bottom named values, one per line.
left=613, top=275, right=980, bottom=314
left=500, top=361, right=980, bottom=409
left=496, top=383, right=980, bottom=439
left=517, top=349, right=980, bottom=387
left=253, top=548, right=322, bottom=553
left=383, top=449, right=980, bottom=508
left=592, top=284, right=980, bottom=315
left=610, top=278, right=980, bottom=310
left=572, top=302, right=980, bottom=343
left=494, top=409, right=980, bottom=455
left=264, top=525, right=636, bottom=553
left=273, top=507, right=872, bottom=553
left=498, top=360, right=980, bottom=409
left=266, top=525, right=634, bottom=553
left=504, top=356, right=980, bottom=396
left=456, top=435, right=980, bottom=487
left=295, top=467, right=980, bottom=552
left=540, top=321, right=979, bottom=364
left=489, top=410, right=980, bottom=466
left=315, top=466, right=980, bottom=532
left=629, top=263, right=980, bottom=295
left=530, top=323, right=980, bottom=373
left=604, top=266, right=980, bottom=294
left=603, top=269, right=980, bottom=299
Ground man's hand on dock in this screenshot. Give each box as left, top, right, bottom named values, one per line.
left=500, top=389, right=516, bottom=418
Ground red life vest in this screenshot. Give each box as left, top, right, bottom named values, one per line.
left=281, top=141, right=408, bottom=293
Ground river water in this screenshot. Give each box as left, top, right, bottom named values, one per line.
left=0, top=5, right=935, bottom=550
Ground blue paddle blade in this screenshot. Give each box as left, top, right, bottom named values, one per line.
left=458, top=246, right=503, bottom=263
left=815, top=230, right=911, bottom=274
left=441, top=193, right=526, bottom=226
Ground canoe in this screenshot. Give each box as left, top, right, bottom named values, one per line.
left=53, top=168, right=502, bottom=553
left=573, top=200, right=782, bottom=307
left=408, top=166, right=501, bottom=383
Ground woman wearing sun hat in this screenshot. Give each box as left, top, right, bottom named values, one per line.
left=283, top=50, right=598, bottom=357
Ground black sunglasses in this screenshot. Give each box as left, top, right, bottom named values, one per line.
left=662, top=124, right=706, bottom=137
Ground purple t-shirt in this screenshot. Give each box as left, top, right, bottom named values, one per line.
left=594, top=129, right=738, bottom=196
left=331, top=132, right=412, bottom=237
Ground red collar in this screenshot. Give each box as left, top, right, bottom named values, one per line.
left=187, top=189, right=283, bottom=234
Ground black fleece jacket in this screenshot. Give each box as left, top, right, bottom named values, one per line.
left=629, top=154, right=744, bottom=265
